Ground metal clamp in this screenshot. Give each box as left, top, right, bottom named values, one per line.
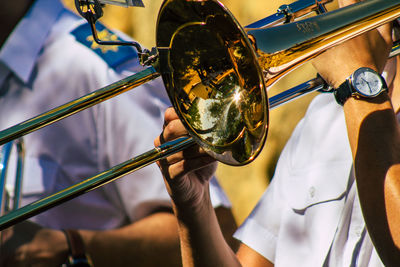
left=74, top=0, right=156, bottom=66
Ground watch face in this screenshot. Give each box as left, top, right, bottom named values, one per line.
left=352, top=67, right=384, bottom=97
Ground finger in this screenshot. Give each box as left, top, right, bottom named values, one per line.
left=155, top=108, right=184, bottom=147
left=156, top=144, right=206, bottom=176
left=161, top=155, right=216, bottom=181
left=159, top=145, right=207, bottom=166
left=163, top=119, right=188, bottom=141
left=155, top=119, right=189, bottom=147
left=164, top=107, right=179, bottom=125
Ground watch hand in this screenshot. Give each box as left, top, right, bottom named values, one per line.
left=361, top=78, right=369, bottom=86
left=362, top=78, right=373, bottom=93
left=367, top=82, right=373, bottom=93
left=359, top=78, right=372, bottom=93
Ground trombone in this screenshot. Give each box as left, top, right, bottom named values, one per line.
left=0, top=0, right=399, bottom=230
left=0, top=139, right=25, bottom=216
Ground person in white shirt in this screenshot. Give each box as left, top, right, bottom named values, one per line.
left=155, top=0, right=400, bottom=266
left=0, top=0, right=237, bottom=266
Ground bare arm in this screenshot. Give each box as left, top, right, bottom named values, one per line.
left=154, top=108, right=273, bottom=267
left=237, top=244, right=274, bottom=267
left=80, top=211, right=181, bottom=267
left=1, top=205, right=237, bottom=267
left=154, top=108, right=239, bottom=267
left=82, top=205, right=237, bottom=267
left=343, top=93, right=400, bottom=264
left=1, top=212, right=181, bottom=267
left=312, top=0, right=400, bottom=264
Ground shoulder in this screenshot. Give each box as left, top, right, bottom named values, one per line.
left=39, top=19, right=147, bottom=95
left=68, top=22, right=141, bottom=72
left=43, top=10, right=144, bottom=76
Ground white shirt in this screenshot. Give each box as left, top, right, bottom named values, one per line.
left=234, top=93, right=384, bottom=266
left=0, top=0, right=230, bottom=230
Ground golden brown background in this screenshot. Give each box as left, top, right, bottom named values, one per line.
left=63, top=0, right=336, bottom=224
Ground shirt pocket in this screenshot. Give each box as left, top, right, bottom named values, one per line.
left=277, top=161, right=353, bottom=266
left=284, top=160, right=352, bottom=212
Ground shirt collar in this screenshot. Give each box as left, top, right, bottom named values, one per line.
left=0, top=0, right=65, bottom=84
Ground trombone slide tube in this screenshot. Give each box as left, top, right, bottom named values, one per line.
left=0, top=75, right=325, bottom=229
left=3, top=60, right=399, bottom=228
left=0, top=142, right=13, bottom=216
left=269, top=76, right=326, bottom=109
left=0, top=136, right=196, bottom=230
left=0, top=74, right=331, bottom=229
left=13, top=139, right=25, bottom=211
left=245, top=0, right=333, bottom=29
left=0, top=67, right=160, bottom=146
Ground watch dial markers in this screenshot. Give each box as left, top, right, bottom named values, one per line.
left=353, top=68, right=383, bottom=96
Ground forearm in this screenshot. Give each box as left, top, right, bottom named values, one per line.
left=172, top=193, right=240, bottom=267
left=78, top=212, right=181, bottom=267
left=343, top=94, right=400, bottom=264
left=155, top=108, right=240, bottom=266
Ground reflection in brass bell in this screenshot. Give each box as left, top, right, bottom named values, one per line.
left=157, top=0, right=268, bottom=165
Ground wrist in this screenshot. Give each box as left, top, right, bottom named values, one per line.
left=35, top=228, right=70, bottom=266
left=62, top=229, right=93, bottom=267
left=334, top=67, right=388, bottom=106
left=322, top=63, right=380, bottom=89
left=172, top=186, right=214, bottom=224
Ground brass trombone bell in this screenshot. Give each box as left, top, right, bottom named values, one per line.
left=156, top=0, right=268, bottom=165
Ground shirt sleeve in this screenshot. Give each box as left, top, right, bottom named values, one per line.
left=209, top=176, right=232, bottom=208
left=233, top=94, right=353, bottom=264
left=233, top=116, right=306, bottom=263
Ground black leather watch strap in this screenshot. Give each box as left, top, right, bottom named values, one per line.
left=334, top=79, right=353, bottom=106
left=63, top=229, right=92, bottom=267
left=334, top=68, right=388, bottom=106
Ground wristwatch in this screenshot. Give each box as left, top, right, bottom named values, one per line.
left=334, top=67, right=388, bottom=106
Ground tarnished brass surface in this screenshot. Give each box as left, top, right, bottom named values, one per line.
left=157, top=0, right=268, bottom=165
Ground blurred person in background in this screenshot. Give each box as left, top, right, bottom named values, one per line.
left=155, top=0, right=400, bottom=266
left=0, top=0, right=237, bottom=266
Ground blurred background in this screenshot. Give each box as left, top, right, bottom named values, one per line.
left=63, top=0, right=336, bottom=224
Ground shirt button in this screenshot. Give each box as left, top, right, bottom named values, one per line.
left=355, top=227, right=363, bottom=237
left=309, top=187, right=316, bottom=198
